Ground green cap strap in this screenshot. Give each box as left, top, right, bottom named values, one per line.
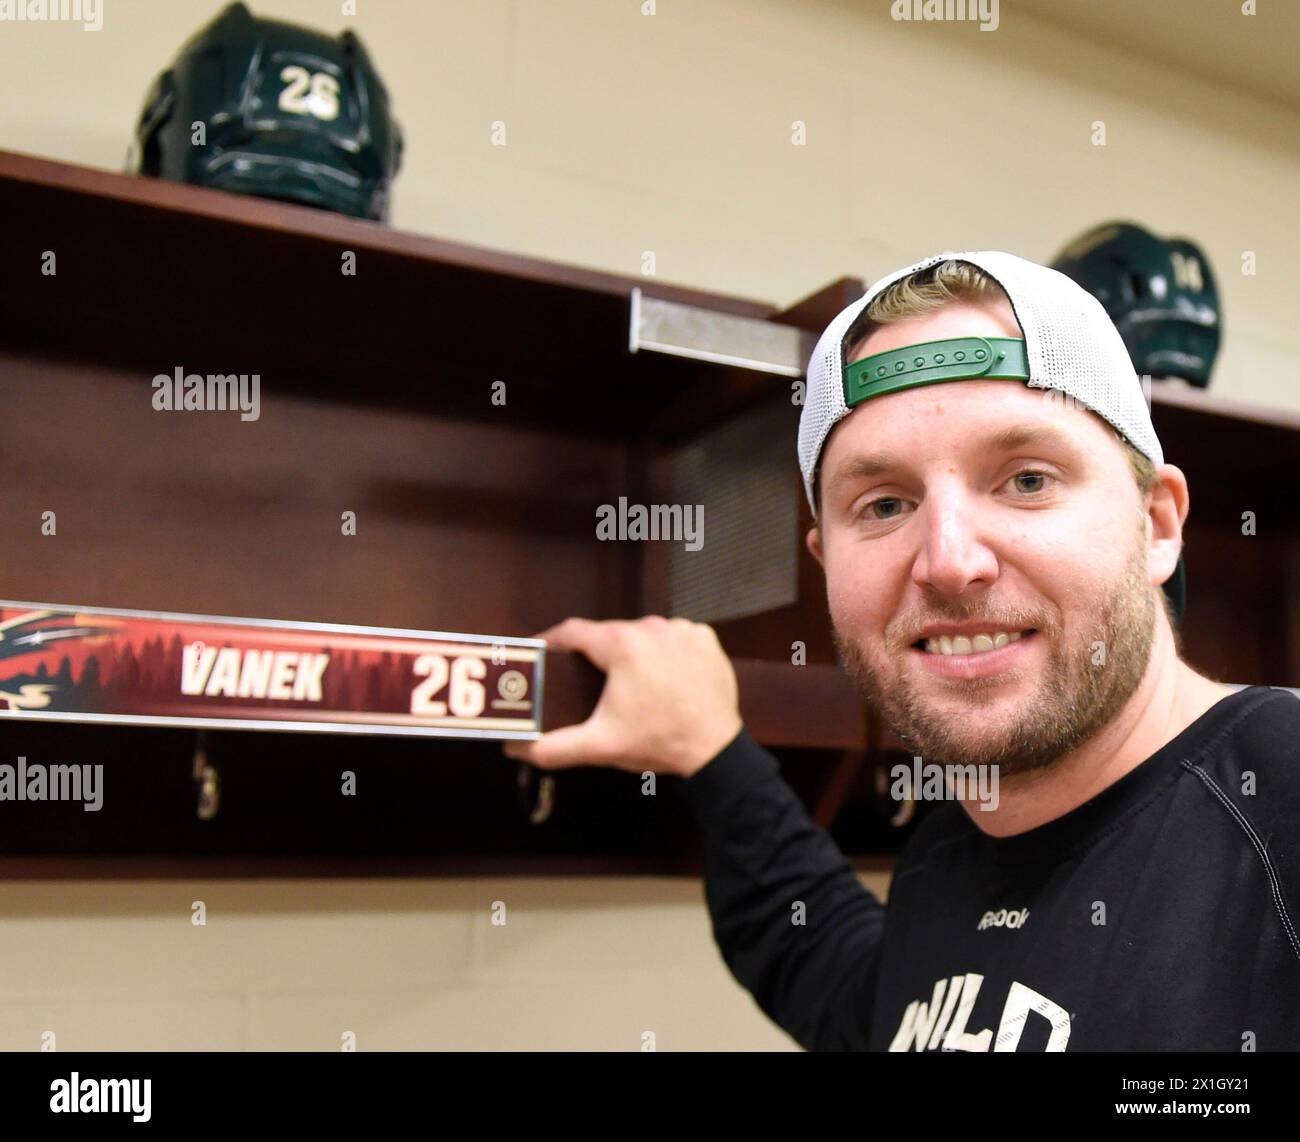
left=844, top=336, right=1030, bottom=407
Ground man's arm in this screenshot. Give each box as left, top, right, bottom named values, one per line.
left=682, top=727, right=886, bottom=1051
left=500, top=616, right=885, bottom=1049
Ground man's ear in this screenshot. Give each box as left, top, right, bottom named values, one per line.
left=806, top=523, right=825, bottom=569
left=1147, top=464, right=1189, bottom=589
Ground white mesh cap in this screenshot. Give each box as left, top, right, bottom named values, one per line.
left=797, top=250, right=1163, bottom=514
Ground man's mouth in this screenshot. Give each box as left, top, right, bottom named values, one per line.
left=912, top=629, right=1038, bottom=657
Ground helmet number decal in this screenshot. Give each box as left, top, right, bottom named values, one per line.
left=278, top=65, right=341, bottom=122
left=1170, top=250, right=1204, bottom=293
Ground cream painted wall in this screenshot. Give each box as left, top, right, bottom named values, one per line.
left=0, top=0, right=1294, bottom=1050
left=0, top=874, right=890, bottom=1051
left=2, top=0, right=1296, bottom=411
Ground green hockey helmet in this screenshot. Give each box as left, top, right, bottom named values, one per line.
left=1051, top=222, right=1220, bottom=389
left=131, top=2, right=402, bottom=222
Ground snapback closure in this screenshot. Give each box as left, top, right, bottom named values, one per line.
left=843, top=336, right=1030, bottom=406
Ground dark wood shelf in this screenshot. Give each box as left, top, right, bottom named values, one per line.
left=0, top=149, right=887, bottom=877
left=0, top=149, right=791, bottom=440
left=543, top=650, right=868, bottom=751
left=1, top=147, right=1295, bottom=878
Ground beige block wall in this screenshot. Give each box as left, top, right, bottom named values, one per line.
left=0, top=0, right=1293, bottom=1049
left=0, top=874, right=891, bottom=1050
left=3, top=0, right=1296, bottom=412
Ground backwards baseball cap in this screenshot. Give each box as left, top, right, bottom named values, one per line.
left=797, top=250, right=1186, bottom=622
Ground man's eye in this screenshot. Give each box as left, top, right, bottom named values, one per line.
left=861, top=497, right=908, bottom=521
left=1010, top=470, right=1053, bottom=494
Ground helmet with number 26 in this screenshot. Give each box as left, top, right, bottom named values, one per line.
left=130, top=1, right=403, bottom=222
left=1051, top=221, right=1221, bottom=389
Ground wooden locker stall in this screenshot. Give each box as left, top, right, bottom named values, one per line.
left=0, top=150, right=1295, bottom=877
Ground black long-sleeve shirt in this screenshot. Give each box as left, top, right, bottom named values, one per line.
left=681, top=685, right=1300, bottom=1051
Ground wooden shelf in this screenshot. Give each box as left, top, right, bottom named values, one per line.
left=1, top=147, right=1294, bottom=878
left=0, top=149, right=791, bottom=441
left=543, top=650, right=868, bottom=751
left=1150, top=379, right=1300, bottom=431
left=0, top=150, right=886, bottom=877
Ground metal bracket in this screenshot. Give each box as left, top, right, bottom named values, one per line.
left=629, top=288, right=810, bottom=376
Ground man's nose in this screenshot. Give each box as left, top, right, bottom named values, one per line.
left=911, top=491, right=1000, bottom=599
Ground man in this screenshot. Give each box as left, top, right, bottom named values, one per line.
left=503, top=251, right=1300, bottom=1051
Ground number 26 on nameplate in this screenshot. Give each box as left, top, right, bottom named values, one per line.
left=411, top=654, right=487, bottom=718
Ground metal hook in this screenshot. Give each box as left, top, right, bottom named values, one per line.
left=515, top=761, right=555, bottom=825
left=875, top=761, right=914, bottom=827
left=192, top=731, right=220, bottom=821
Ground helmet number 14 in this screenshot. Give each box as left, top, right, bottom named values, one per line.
left=1170, top=250, right=1204, bottom=293
left=278, top=65, right=341, bottom=122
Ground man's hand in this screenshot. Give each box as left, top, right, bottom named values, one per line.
left=501, top=616, right=743, bottom=779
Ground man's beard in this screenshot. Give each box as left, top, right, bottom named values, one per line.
left=832, top=536, right=1157, bottom=778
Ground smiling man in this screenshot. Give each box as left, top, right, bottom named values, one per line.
left=504, top=251, right=1300, bottom=1051
left=808, top=262, right=1226, bottom=808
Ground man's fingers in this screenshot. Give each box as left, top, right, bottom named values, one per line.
left=502, top=720, right=614, bottom=770
left=531, top=616, right=625, bottom=671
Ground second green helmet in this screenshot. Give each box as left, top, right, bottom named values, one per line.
left=1051, top=222, right=1220, bottom=389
